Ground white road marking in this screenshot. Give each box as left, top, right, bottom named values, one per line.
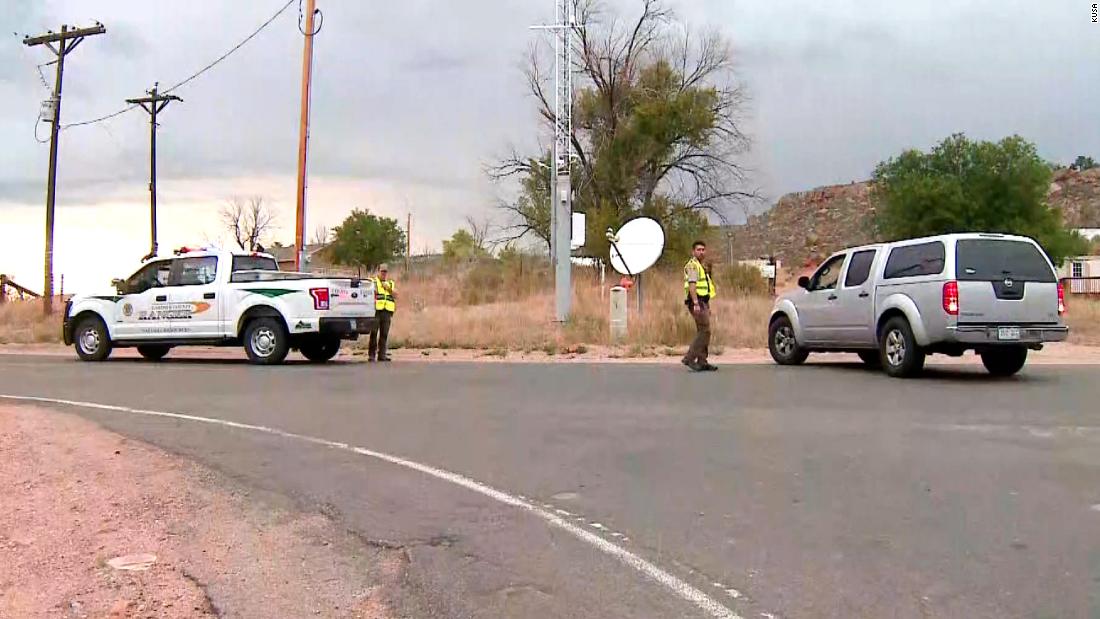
left=931, top=423, right=1100, bottom=437
left=712, top=584, right=743, bottom=599
left=1, top=394, right=741, bottom=619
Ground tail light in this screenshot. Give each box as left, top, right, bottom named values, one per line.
left=942, top=281, right=959, bottom=316
left=309, top=287, right=330, bottom=310
left=1057, top=282, right=1066, bottom=316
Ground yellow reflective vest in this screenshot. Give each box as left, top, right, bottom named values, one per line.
left=684, top=258, right=716, bottom=299
left=373, top=277, right=396, bottom=312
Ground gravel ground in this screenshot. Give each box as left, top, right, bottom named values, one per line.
left=0, top=405, right=406, bottom=619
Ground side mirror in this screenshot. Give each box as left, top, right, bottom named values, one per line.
left=112, top=278, right=128, bottom=295
left=798, top=276, right=810, bottom=290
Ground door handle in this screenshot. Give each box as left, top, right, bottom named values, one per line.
left=155, top=295, right=167, bottom=302
left=858, top=292, right=870, bottom=298
left=203, top=292, right=216, bottom=299
left=827, top=294, right=838, bottom=301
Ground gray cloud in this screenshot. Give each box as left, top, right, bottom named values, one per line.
left=2, top=0, right=1098, bottom=229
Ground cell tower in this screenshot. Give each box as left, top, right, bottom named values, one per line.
left=539, top=0, right=576, bottom=321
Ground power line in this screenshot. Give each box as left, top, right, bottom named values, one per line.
left=162, top=0, right=296, bottom=95
left=61, top=104, right=139, bottom=130
left=61, top=0, right=297, bottom=130
left=35, top=63, right=54, bottom=91
left=14, top=32, right=55, bottom=92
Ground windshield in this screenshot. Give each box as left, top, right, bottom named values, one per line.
left=956, top=239, right=1054, bottom=282
left=231, top=256, right=279, bottom=272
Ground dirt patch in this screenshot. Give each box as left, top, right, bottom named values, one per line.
left=0, top=405, right=405, bottom=618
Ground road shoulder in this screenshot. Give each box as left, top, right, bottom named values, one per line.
left=3, top=341, right=1100, bottom=365
left=0, top=404, right=405, bottom=618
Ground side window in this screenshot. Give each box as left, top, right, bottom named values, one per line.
left=173, top=257, right=219, bottom=286
left=126, top=261, right=172, bottom=294
left=844, top=250, right=877, bottom=287
left=809, top=254, right=847, bottom=292
left=883, top=242, right=945, bottom=279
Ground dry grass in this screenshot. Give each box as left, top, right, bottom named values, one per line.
left=0, top=299, right=63, bottom=344
left=5, top=271, right=1097, bottom=354
left=382, top=261, right=773, bottom=351
left=1066, top=296, right=1100, bottom=345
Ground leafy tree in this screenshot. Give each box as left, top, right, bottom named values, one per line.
left=327, top=209, right=406, bottom=271
left=497, top=156, right=552, bottom=254
left=1072, top=155, right=1098, bottom=171
left=491, top=0, right=752, bottom=260
left=443, top=229, right=489, bottom=263
left=873, top=134, right=1086, bottom=265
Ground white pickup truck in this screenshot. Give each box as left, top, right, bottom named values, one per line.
left=63, top=248, right=376, bottom=365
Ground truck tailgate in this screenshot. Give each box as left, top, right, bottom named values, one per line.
left=330, top=281, right=375, bottom=316
left=955, top=238, right=1060, bottom=325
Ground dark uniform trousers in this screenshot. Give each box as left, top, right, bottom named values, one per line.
left=684, top=297, right=711, bottom=365
left=369, top=310, right=393, bottom=359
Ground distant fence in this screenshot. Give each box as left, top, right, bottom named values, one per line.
left=0, top=275, right=41, bottom=303
left=1062, top=277, right=1100, bottom=295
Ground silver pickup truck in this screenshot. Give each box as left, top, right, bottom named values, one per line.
left=768, top=233, right=1068, bottom=377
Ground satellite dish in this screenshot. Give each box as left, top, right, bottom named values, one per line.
left=608, top=217, right=665, bottom=276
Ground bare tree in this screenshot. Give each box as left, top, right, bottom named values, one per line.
left=464, top=215, right=495, bottom=251
left=221, top=196, right=276, bottom=251
left=310, top=224, right=330, bottom=246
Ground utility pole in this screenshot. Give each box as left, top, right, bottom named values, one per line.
left=127, top=83, right=181, bottom=260
left=295, top=0, right=320, bottom=272
left=531, top=0, right=576, bottom=322
left=23, top=23, right=106, bottom=314
left=405, top=212, right=411, bottom=275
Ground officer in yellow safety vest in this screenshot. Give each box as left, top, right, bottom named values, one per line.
left=682, top=240, right=718, bottom=372
left=369, top=264, right=396, bottom=362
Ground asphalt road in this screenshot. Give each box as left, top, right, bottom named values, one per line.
left=2, top=354, right=1099, bottom=618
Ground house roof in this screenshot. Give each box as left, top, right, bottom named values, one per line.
left=270, top=243, right=328, bottom=263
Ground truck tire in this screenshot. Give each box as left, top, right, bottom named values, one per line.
left=137, top=345, right=171, bottom=361
left=769, top=315, right=809, bottom=366
left=300, top=337, right=341, bottom=363
left=73, top=316, right=112, bottom=362
left=879, top=317, right=925, bottom=378
left=981, top=346, right=1028, bottom=377
left=243, top=317, right=290, bottom=365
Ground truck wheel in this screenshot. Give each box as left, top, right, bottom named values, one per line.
left=769, top=315, right=809, bottom=365
left=880, top=317, right=925, bottom=378
left=857, top=351, right=881, bottom=368
left=243, top=317, right=290, bottom=365
left=980, top=346, right=1028, bottom=377
left=137, top=345, right=171, bottom=361
left=300, top=337, right=341, bottom=363
left=74, top=317, right=112, bottom=362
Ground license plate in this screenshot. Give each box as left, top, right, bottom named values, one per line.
left=997, top=327, right=1021, bottom=341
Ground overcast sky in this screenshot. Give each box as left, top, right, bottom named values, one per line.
left=2, top=0, right=1098, bottom=292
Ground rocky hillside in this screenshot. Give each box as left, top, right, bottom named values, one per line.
left=1051, top=167, right=1100, bottom=228
left=725, top=168, right=1100, bottom=267
left=725, top=181, right=878, bottom=267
